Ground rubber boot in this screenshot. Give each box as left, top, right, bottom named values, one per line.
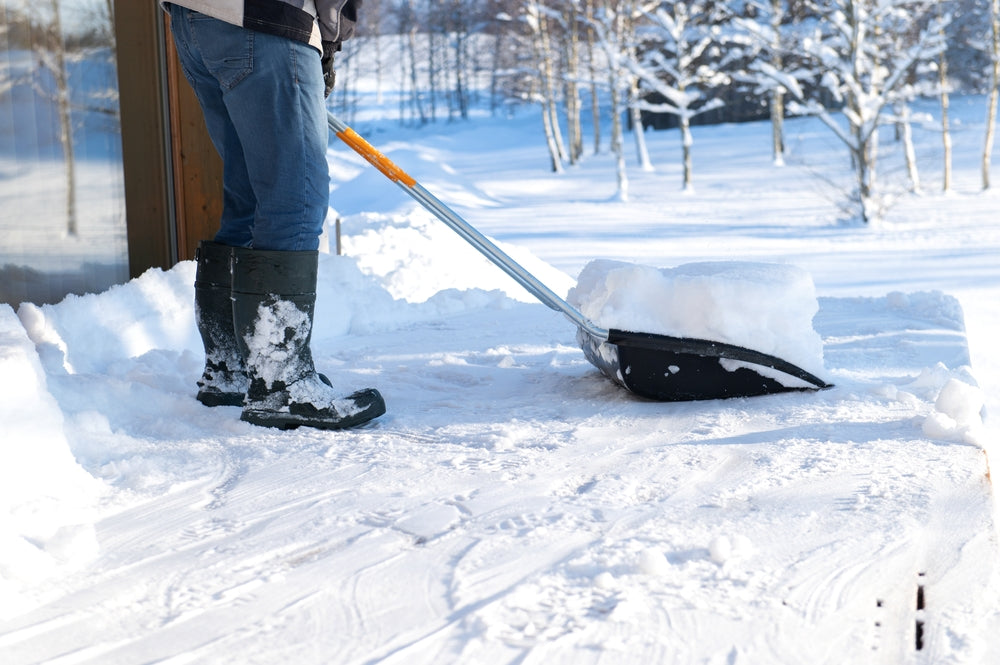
left=231, top=247, right=386, bottom=430
left=194, top=241, right=248, bottom=406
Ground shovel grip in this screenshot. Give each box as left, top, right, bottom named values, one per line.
left=335, top=127, right=416, bottom=187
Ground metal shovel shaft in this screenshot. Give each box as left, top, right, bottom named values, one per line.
left=327, top=112, right=610, bottom=341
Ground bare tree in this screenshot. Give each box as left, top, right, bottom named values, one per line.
left=582, top=0, right=603, bottom=155
left=561, top=0, right=584, bottom=163
left=587, top=0, right=649, bottom=200
left=767, top=0, right=786, bottom=165
left=26, top=0, right=78, bottom=236
left=524, top=0, right=567, bottom=171
left=939, top=18, right=953, bottom=193
left=626, top=1, right=733, bottom=191
left=985, top=0, right=1000, bottom=189
left=740, top=0, right=791, bottom=165
left=398, top=0, right=428, bottom=124
left=761, top=0, right=949, bottom=223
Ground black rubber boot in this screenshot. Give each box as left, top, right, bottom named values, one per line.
left=231, top=247, right=386, bottom=430
left=194, top=241, right=248, bottom=406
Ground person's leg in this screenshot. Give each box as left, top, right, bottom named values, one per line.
left=167, top=5, right=256, bottom=247
left=169, top=6, right=252, bottom=405
left=170, top=7, right=382, bottom=426
left=180, top=14, right=329, bottom=250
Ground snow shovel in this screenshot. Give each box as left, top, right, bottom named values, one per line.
left=328, top=113, right=832, bottom=401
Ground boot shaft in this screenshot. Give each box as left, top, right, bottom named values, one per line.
left=231, top=248, right=319, bottom=298
left=193, top=241, right=247, bottom=406
left=194, top=241, right=235, bottom=289
left=231, top=248, right=320, bottom=398
left=228, top=247, right=385, bottom=430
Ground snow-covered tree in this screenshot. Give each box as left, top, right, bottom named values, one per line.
left=626, top=1, right=737, bottom=191
left=761, top=0, right=949, bottom=223
left=523, top=0, right=568, bottom=172
left=737, top=0, right=797, bottom=165
left=584, top=0, right=653, bottom=200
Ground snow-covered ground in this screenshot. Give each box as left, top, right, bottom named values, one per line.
left=1, top=88, right=998, bottom=663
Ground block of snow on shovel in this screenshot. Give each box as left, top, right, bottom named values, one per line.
left=569, top=259, right=832, bottom=400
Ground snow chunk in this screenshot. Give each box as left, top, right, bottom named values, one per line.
left=568, top=259, right=826, bottom=377
left=709, top=534, right=753, bottom=564
left=709, top=535, right=732, bottom=563
left=922, top=378, right=986, bottom=445
left=935, top=378, right=985, bottom=426
left=636, top=547, right=670, bottom=576
left=594, top=571, right=617, bottom=590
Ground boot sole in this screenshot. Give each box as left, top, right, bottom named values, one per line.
left=241, top=400, right=386, bottom=431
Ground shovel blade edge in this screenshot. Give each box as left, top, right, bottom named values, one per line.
left=577, top=327, right=830, bottom=401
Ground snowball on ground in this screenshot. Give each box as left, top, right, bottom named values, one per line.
left=567, top=259, right=826, bottom=378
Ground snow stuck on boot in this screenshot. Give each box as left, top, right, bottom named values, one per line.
left=243, top=299, right=314, bottom=394
left=567, top=259, right=827, bottom=379
left=240, top=299, right=383, bottom=429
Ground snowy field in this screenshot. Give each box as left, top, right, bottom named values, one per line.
left=2, top=85, right=999, bottom=663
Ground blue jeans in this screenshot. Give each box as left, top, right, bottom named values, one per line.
left=168, top=5, right=328, bottom=251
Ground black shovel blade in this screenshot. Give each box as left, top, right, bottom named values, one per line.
left=578, top=327, right=832, bottom=401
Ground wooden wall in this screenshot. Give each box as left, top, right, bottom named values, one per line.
left=115, top=3, right=223, bottom=275
left=164, top=17, right=224, bottom=262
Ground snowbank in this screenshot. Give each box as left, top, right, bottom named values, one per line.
left=336, top=209, right=575, bottom=304
left=567, top=259, right=826, bottom=377
left=16, top=265, right=200, bottom=375
left=0, top=305, right=104, bottom=617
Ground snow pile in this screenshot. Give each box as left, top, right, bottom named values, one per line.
left=336, top=210, right=575, bottom=304
left=567, top=259, right=826, bottom=376
left=11, top=251, right=523, bottom=378
left=0, top=305, right=104, bottom=617
left=923, top=377, right=987, bottom=445
left=16, top=264, right=200, bottom=375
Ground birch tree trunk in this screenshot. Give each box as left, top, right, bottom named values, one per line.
left=408, top=26, right=426, bottom=123
left=489, top=16, right=504, bottom=115
left=680, top=113, right=694, bottom=192
left=940, top=43, right=952, bottom=193
left=538, top=4, right=567, bottom=162
left=47, top=0, right=77, bottom=236
left=607, top=3, right=628, bottom=201
left=428, top=7, right=439, bottom=122
left=629, top=77, right=652, bottom=171
left=984, top=0, right=1000, bottom=190
left=563, top=3, right=583, bottom=164
left=454, top=15, right=469, bottom=120
left=400, top=1, right=427, bottom=125
left=848, top=0, right=876, bottom=223
left=528, top=0, right=565, bottom=171
left=897, top=102, right=921, bottom=194
left=609, top=71, right=627, bottom=201
left=769, top=0, right=785, bottom=166
left=584, top=0, right=601, bottom=155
